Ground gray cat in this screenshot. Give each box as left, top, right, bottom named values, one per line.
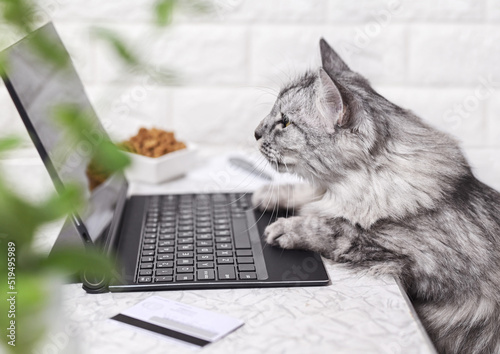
left=253, top=39, right=500, bottom=354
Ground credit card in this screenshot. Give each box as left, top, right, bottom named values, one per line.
left=111, top=296, right=244, bottom=348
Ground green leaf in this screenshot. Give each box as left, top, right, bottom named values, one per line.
left=30, top=30, right=69, bottom=67
left=0, top=0, right=34, bottom=34
left=0, top=136, right=21, bottom=153
left=92, top=141, right=131, bottom=174
left=0, top=52, right=9, bottom=79
left=154, top=0, right=176, bottom=26
left=92, top=27, right=140, bottom=67
left=52, top=103, right=130, bottom=174
left=40, top=246, right=118, bottom=281
left=37, top=183, right=83, bottom=222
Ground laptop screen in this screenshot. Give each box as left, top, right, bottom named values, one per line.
left=2, top=23, right=128, bottom=243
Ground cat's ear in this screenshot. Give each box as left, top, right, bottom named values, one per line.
left=317, top=68, right=346, bottom=131
left=320, top=38, right=349, bottom=75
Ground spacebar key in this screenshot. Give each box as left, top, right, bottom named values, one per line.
left=232, top=218, right=251, bottom=249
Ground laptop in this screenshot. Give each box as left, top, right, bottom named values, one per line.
left=1, top=22, right=329, bottom=293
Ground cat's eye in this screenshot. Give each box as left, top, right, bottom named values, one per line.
left=282, top=114, right=290, bottom=128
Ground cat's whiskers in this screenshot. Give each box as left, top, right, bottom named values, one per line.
left=225, top=157, right=274, bottom=206
left=253, top=86, right=279, bottom=99
left=222, top=155, right=269, bottom=204
left=245, top=169, right=278, bottom=238
left=267, top=160, right=282, bottom=252
left=283, top=160, right=292, bottom=219
left=216, top=156, right=270, bottom=209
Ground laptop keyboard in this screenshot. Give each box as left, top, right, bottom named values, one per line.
left=136, top=193, right=262, bottom=284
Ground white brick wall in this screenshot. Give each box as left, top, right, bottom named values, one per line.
left=0, top=0, right=499, bottom=190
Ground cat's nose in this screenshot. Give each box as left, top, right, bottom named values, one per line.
left=254, top=130, right=262, bottom=141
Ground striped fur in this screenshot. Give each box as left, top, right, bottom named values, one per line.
left=253, top=39, right=500, bottom=354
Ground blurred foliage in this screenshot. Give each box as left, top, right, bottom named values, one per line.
left=154, top=0, right=177, bottom=26
left=53, top=104, right=131, bottom=174
left=0, top=0, right=210, bottom=352
left=154, top=0, right=211, bottom=25
left=91, top=27, right=140, bottom=67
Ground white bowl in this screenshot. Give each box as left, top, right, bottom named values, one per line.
left=124, top=144, right=197, bottom=184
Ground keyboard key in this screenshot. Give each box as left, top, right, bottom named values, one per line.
left=238, top=264, right=255, bottom=271
left=178, top=238, right=194, bottom=244
left=215, top=237, right=231, bottom=243
left=232, top=218, right=251, bottom=249
left=178, top=231, right=194, bottom=237
left=160, top=228, right=175, bottom=234
left=178, top=245, right=194, bottom=251
left=217, top=265, right=236, bottom=280
left=138, top=276, right=152, bottom=283
left=142, top=244, right=155, bottom=250
left=178, top=226, right=193, bottom=231
left=140, top=263, right=153, bottom=269
left=157, top=261, right=173, bottom=268
left=141, top=256, right=154, bottom=262
left=157, top=254, right=174, bottom=260
left=159, top=234, right=175, bottom=240
left=144, top=233, right=156, bottom=238
left=217, top=257, right=234, bottom=264
left=197, top=247, right=213, bottom=254
left=239, top=272, right=257, bottom=280
left=142, top=250, right=155, bottom=256
left=214, top=219, right=229, bottom=224
left=214, top=224, right=229, bottom=230
left=159, top=240, right=174, bottom=247
left=197, top=241, right=213, bottom=247
left=197, top=269, right=215, bottom=280
left=197, top=254, right=214, bottom=261
left=176, top=274, right=194, bottom=281
left=143, top=239, right=156, bottom=244
left=237, top=257, right=254, bottom=264
left=215, top=230, right=230, bottom=236
left=217, top=250, right=233, bottom=257
left=178, top=251, right=194, bottom=258
left=159, top=247, right=174, bottom=253
left=139, top=270, right=152, bottom=276
left=155, top=276, right=173, bottom=282
left=197, top=262, right=214, bottom=268
left=216, top=243, right=232, bottom=250
left=156, top=269, right=173, bottom=276
left=178, top=219, right=193, bottom=226
left=236, top=250, right=253, bottom=257
left=197, top=228, right=212, bottom=233
left=177, top=259, right=194, bottom=266
left=196, top=234, right=212, bottom=240
left=177, top=266, right=194, bottom=273
left=196, top=222, right=211, bottom=228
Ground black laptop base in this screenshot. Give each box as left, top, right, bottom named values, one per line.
left=107, top=193, right=330, bottom=292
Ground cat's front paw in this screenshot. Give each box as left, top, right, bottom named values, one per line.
left=264, top=218, right=302, bottom=249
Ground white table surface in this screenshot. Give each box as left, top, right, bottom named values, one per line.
left=2, top=150, right=436, bottom=354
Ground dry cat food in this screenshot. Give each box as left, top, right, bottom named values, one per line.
left=119, top=128, right=186, bottom=158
